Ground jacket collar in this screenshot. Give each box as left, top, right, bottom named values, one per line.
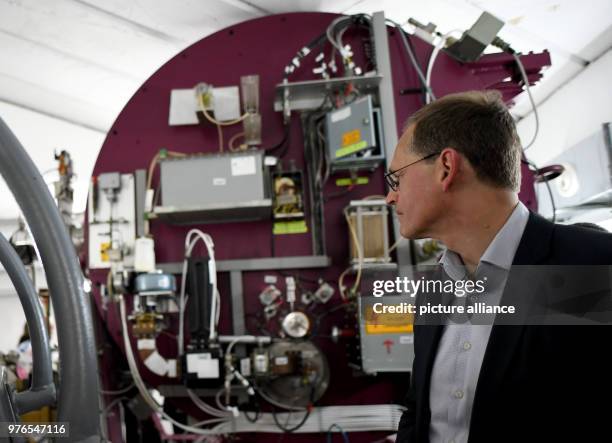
left=511, top=210, right=555, bottom=266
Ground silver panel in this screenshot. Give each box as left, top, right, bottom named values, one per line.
left=274, top=75, right=382, bottom=112
left=358, top=295, right=414, bottom=373
left=158, top=255, right=331, bottom=274
left=156, top=150, right=271, bottom=223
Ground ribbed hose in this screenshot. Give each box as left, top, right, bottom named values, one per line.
left=0, top=117, right=100, bottom=442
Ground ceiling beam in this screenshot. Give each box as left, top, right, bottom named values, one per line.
left=0, top=96, right=107, bottom=134
left=217, top=0, right=271, bottom=15
left=70, top=0, right=188, bottom=46
left=0, top=29, right=143, bottom=82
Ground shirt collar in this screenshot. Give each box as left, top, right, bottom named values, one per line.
left=440, top=202, right=530, bottom=277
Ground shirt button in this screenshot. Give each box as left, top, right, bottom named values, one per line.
left=463, top=341, right=472, bottom=350
left=454, top=389, right=464, bottom=399
left=470, top=295, right=478, bottom=303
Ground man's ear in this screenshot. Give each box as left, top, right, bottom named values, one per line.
left=438, top=148, right=461, bottom=192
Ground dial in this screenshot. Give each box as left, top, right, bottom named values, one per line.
left=281, top=311, right=311, bottom=338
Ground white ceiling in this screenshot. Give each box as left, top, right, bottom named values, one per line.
left=0, top=0, right=611, bottom=133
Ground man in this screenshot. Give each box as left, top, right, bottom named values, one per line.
left=386, top=91, right=612, bottom=442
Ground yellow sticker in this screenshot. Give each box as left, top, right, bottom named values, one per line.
left=336, top=140, right=368, bottom=158
left=364, top=305, right=414, bottom=334
left=335, top=177, right=369, bottom=187
left=342, top=129, right=361, bottom=147
left=273, top=220, right=308, bottom=235
left=100, top=242, right=111, bottom=262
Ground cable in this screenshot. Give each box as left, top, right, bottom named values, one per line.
left=254, top=386, right=307, bottom=412
left=425, top=30, right=463, bottom=103
left=512, top=53, right=540, bottom=151
left=386, top=19, right=434, bottom=101
left=100, top=382, right=135, bottom=395
left=187, top=389, right=231, bottom=418
left=327, top=423, right=350, bottom=443
left=229, top=132, right=245, bottom=151
left=522, top=158, right=556, bottom=222
left=196, top=92, right=248, bottom=126
left=272, top=407, right=311, bottom=433
left=210, top=404, right=406, bottom=434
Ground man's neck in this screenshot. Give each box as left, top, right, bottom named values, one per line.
left=438, top=191, right=519, bottom=274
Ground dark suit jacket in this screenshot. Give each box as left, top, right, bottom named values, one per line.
left=397, top=211, right=612, bottom=442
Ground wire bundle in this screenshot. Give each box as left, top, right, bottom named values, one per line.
left=211, top=404, right=405, bottom=434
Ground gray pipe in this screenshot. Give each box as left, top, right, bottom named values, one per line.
left=0, top=117, right=100, bottom=441
left=0, top=233, right=56, bottom=413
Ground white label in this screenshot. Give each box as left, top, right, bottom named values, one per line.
left=137, top=339, right=155, bottom=350
left=264, top=275, right=278, bottom=284
left=231, top=156, right=256, bottom=176
left=143, top=351, right=168, bottom=376
left=240, top=358, right=252, bottom=377
left=399, top=335, right=414, bottom=345
left=274, top=356, right=289, bottom=366
left=213, top=177, right=227, bottom=186
left=186, top=353, right=219, bottom=379
left=330, top=106, right=351, bottom=123
left=264, top=156, right=278, bottom=166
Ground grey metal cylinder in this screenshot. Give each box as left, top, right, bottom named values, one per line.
left=0, top=233, right=55, bottom=413
left=0, top=117, right=100, bottom=442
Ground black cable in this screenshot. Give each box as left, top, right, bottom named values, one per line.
left=323, top=185, right=356, bottom=202
left=271, top=123, right=292, bottom=159
left=272, top=406, right=311, bottom=433
left=403, top=31, right=427, bottom=105
left=265, top=122, right=291, bottom=154
left=271, top=224, right=276, bottom=257
left=522, top=158, right=557, bottom=222
left=270, top=385, right=315, bottom=433
left=243, top=397, right=261, bottom=423
left=311, top=302, right=353, bottom=337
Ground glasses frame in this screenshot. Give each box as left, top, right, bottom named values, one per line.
left=384, top=152, right=440, bottom=191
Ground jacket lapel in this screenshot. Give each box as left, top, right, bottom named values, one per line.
left=468, top=212, right=554, bottom=438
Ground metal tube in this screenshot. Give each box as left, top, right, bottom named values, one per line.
left=0, top=117, right=100, bottom=442
left=0, top=233, right=55, bottom=413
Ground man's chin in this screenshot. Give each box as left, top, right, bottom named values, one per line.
left=399, top=225, right=427, bottom=240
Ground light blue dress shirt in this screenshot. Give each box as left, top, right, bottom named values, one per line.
left=428, top=202, right=530, bottom=443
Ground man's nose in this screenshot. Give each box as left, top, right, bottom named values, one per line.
left=386, top=190, right=397, bottom=205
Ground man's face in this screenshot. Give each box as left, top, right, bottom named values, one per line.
left=385, top=125, right=442, bottom=239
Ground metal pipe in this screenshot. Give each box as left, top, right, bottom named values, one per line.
left=0, top=117, right=100, bottom=442
left=0, top=233, right=55, bottom=413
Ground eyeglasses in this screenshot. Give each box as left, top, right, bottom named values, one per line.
left=384, top=152, right=440, bottom=191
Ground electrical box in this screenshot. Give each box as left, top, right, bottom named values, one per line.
left=358, top=295, right=414, bottom=374
left=325, top=95, right=385, bottom=172
left=88, top=173, right=136, bottom=269
left=153, top=150, right=272, bottom=224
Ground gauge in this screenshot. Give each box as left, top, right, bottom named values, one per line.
left=281, top=311, right=311, bottom=338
